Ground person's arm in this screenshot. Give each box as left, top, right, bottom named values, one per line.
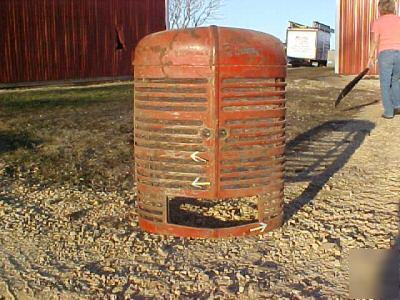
left=368, top=32, right=379, bottom=68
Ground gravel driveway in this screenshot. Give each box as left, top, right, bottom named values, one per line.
left=0, top=68, right=398, bottom=299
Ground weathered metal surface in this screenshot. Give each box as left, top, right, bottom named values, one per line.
left=336, top=0, right=399, bottom=75
left=139, top=213, right=284, bottom=238
left=133, top=26, right=286, bottom=238
left=0, top=0, right=165, bottom=84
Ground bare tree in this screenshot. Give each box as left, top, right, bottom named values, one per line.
left=167, top=0, right=222, bottom=29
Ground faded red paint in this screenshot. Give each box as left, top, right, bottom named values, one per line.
left=337, top=0, right=399, bottom=75
left=0, top=0, right=165, bottom=84
left=133, top=26, right=286, bottom=238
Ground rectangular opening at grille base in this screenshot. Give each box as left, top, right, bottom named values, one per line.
left=168, top=197, right=258, bottom=228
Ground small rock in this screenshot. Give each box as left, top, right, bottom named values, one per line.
left=321, top=242, right=336, bottom=250
left=157, top=247, right=168, bottom=257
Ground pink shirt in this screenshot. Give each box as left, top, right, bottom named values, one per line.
left=371, top=14, right=400, bottom=53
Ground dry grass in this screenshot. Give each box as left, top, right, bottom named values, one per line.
left=0, top=83, right=134, bottom=192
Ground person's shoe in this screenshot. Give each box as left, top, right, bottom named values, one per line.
left=382, top=114, right=394, bottom=119
left=394, top=107, right=400, bottom=115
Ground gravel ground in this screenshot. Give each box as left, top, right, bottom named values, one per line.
left=0, top=68, right=398, bottom=299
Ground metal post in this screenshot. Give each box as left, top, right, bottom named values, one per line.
left=165, top=0, right=170, bottom=30
left=335, top=0, right=340, bottom=74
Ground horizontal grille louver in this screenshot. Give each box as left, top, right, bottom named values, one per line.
left=134, top=78, right=211, bottom=191
left=219, top=78, right=286, bottom=190
left=137, top=191, right=165, bottom=223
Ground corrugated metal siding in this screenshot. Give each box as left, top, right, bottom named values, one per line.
left=0, top=0, right=166, bottom=84
left=337, top=0, right=399, bottom=75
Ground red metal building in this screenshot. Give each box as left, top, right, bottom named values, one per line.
left=336, top=0, right=399, bottom=75
left=0, top=0, right=166, bottom=85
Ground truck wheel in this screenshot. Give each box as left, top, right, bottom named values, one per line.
left=318, top=61, right=327, bottom=67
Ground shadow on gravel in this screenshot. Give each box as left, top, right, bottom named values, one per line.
left=284, top=119, right=375, bottom=221
left=343, top=100, right=379, bottom=112
left=0, top=131, right=41, bottom=154
left=168, top=198, right=255, bottom=228
left=0, top=195, right=23, bottom=209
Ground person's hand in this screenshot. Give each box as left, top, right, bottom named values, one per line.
left=368, top=57, right=376, bottom=68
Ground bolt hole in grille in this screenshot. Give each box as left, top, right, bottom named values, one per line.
left=219, top=77, right=286, bottom=191
left=134, top=78, right=211, bottom=192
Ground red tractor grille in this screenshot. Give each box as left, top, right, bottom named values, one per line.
left=133, top=26, right=287, bottom=238
left=134, top=78, right=211, bottom=191
left=219, top=77, right=286, bottom=194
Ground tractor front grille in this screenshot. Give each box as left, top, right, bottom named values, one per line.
left=134, top=78, right=211, bottom=191
left=219, top=77, right=286, bottom=192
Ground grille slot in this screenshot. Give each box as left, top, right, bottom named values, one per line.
left=219, top=77, right=286, bottom=191
left=225, top=130, right=284, bottom=143
left=136, top=160, right=206, bottom=174
left=137, top=170, right=205, bottom=182
left=220, top=138, right=285, bottom=151
left=135, top=104, right=207, bottom=112
left=134, top=78, right=211, bottom=191
left=225, top=117, right=284, bottom=126
left=138, top=178, right=209, bottom=190
left=135, top=118, right=202, bottom=126
left=135, top=96, right=207, bottom=103
left=135, top=154, right=207, bottom=166
left=136, top=87, right=207, bottom=93
left=221, top=158, right=284, bottom=172
left=230, top=124, right=285, bottom=135
left=222, top=78, right=280, bottom=84
left=135, top=131, right=203, bottom=144
left=135, top=141, right=207, bottom=152
left=137, top=191, right=166, bottom=223
left=221, top=179, right=284, bottom=190
left=135, top=125, right=198, bottom=136
left=223, top=104, right=283, bottom=112
left=135, top=78, right=209, bottom=84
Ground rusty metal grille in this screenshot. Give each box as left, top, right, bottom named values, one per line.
left=219, top=77, right=286, bottom=191
left=259, top=191, right=284, bottom=222
left=133, top=26, right=288, bottom=237
left=134, top=78, right=211, bottom=191
left=137, top=191, right=165, bottom=223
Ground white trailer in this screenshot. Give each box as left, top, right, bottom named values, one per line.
left=286, top=21, right=334, bottom=67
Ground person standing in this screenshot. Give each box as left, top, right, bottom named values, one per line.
left=368, top=0, right=400, bottom=119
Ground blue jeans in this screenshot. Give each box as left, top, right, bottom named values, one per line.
left=378, top=50, right=400, bottom=117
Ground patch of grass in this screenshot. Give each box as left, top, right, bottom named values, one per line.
left=0, top=84, right=132, bottom=110
left=0, top=83, right=134, bottom=192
